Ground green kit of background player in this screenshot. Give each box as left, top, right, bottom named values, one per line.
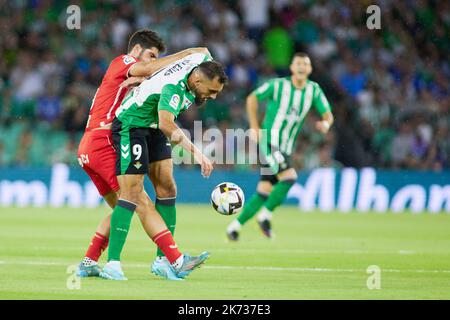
left=226, top=52, right=334, bottom=241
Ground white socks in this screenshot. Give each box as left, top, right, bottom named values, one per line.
left=82, top=257, right=97, bottom=267
left=257, top=207, right=273, bottom=222
left=227, top=220, right=242, bottom=233
left=171, top=254, right=184, bottom=271
left=227, top=209, right=271, bottom=233
left=107, top=260, right=122, bottom=270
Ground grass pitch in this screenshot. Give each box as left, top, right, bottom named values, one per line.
left=0, top=205, right=449, bottom=299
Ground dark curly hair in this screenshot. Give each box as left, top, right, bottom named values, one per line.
left=127, top=29, right=166, bottom=53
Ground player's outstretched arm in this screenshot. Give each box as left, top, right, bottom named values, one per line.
left=246, top=93, right=260, bottom=143
left=120, top=76, right=146, bottom=88
left=158, top=110, right=213, bottom=178
left=128, top=47, right=211, bottom=78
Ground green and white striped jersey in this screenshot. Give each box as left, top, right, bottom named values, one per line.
left=116, top=53, right=211, bottom=129
left=254, top=77, right=331, bottom=156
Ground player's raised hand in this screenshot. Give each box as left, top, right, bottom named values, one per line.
left=199, top=154, right=213, bottom=178
left=315, top=120, right=331, bottom=134
left=249, top=126, right=260, bottom=144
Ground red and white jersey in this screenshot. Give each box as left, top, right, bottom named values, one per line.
left=85, top=54, right=138, bottom=131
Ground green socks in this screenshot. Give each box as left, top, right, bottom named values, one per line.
left=235, top=179, right=295, bottom=226
left=107, top=197, right=178, bottom=261
left=264, top=179, right=295, bottom=211
left=107, top=199, right=136, bottom=262
left=155, top=197, right=176, bottom=257
left=237, top=192, right=268, bottom=225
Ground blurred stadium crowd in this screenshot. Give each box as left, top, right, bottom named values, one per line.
left=0, top=0, right=448, bottom=171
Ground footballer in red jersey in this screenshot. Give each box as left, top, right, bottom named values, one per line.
left=76, top=29, right=210, bottom=278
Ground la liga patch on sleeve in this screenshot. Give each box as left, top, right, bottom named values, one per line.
left=169, top=94, right=180, bottom=110
left=123, top=55, right=136, bottom=65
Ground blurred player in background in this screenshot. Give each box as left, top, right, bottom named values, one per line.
left=99, top=53, right=228, bottom=280
left=76, top=29, right=209, bottom=278
left=226, top=52, right=334, bottom=241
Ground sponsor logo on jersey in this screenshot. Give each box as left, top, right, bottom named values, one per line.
left=169, top=94, right=180, bottom=110
left=134, top=161, right=142, bottom=169
left=163, top=58, right=191, bottom=76
left=123, top=55, right=136, bottom=65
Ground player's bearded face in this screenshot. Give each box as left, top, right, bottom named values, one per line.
left=191, top=75, right=224, bottom=106
left=192, top=86, right=208, bottom=106
left=194, top=91, right=206, bottom=105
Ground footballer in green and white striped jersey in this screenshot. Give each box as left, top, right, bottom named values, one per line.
left=116, top=52, right=211, bottom=130
left=227, top=52, right=334, bottom=242
left=254, top=76, right=331, bottom=156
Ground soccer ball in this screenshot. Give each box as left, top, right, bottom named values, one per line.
left=211, top=182, right=245, bottom=215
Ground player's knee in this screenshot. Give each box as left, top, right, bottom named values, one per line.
left=156, top=180, right=177, bottom=198
left=257, top=182, right=272, bottom=195
left=120, top=184, right=143, bottom=205
left=278, top=168, right=297, bottom=181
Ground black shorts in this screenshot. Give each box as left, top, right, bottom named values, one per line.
left=112, top=118, right=172, bottom=175
left=258, top=144, right=293, bottom=185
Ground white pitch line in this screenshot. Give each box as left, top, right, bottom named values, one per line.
left=1, top=260, right=450, bottom=274
left=30, top=246, right=427, bottom=255
left=398, top=250, right=417, bottom=255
